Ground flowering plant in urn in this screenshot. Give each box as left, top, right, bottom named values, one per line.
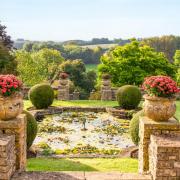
left=59, top=72, right=69, bottom=86
left=59, top=72, right=69, bottom=79
left=0, top=75, right=23, bottom=120
left=142, top=76, right=179, bottom=121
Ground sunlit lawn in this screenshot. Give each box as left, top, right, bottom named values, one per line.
left=24, top=100, right=118, bottom=109
left=27, top=158, right=138, bottom=172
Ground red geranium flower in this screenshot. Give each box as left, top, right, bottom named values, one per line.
left=0, top=75, right=22, bottom=97
left=142, top=75, right=179, bottom=97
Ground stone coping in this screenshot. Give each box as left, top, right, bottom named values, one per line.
left=140, top=116, right=180, bottom=129
left=28, top=106, right=107, bottom=116
left=150, top=134, right=180, bottom=148
left=0, top=114, right=26, bottom=129
left=12, top=171, right=152, bottom=180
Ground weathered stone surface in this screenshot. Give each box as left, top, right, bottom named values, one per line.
left=101, top=79, right=112, bottom=101
left=0, top=114, right=27, bottom=172
left=149, top=135, right=180, bottom=180
left=58, top=79, right=70, bottom=100
left=12, top=171, right=152, bottom=180
left=138, top=116, right=180, bottom=174
left=0, top=135, right=16, bottom=180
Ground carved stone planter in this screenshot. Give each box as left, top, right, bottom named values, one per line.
left=59, top=79, right=68, bottom=86
left=0, top=93, right=23, bottom=120
left=143, top=95, right=176, bottom=121
left=102, top=79, right=111, bottom=87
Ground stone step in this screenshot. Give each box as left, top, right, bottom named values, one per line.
left=12, top=171, right=152, bottom=180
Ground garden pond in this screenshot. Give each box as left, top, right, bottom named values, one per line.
left=33, top=112, right=134, bottom=156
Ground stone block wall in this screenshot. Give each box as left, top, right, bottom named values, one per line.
left=0, top=135, right=16, bottom=180
left=0, top=114, right=27, bottom=171
left=138, top=117, right=180, bottom=173
left=149, top=135, right=180, bottom=180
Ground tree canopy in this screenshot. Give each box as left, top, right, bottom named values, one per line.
left=60, top=59, right=96, bottom=99
left=0, top=22, right=17, bottom=74
left=16, top=48, right=64, bottom=86
left=174, top=50, right=180, bottom=85
left=98, top=40, right=176, bottom=86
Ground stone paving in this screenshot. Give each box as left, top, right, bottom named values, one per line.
left=12, top=171, right=152, bottom=180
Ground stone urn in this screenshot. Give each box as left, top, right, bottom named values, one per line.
left=0, top=92, right=23, bottom=120
left=143, top=95, right=176, bottom=121
left=102, top=79, right=111, bottom=86
left=59, top=79, right=68, bottom=86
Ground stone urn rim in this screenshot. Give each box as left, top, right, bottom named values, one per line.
left=143, top=94, right=176, bottom=102
left=0, top=92, right=23, bottom=101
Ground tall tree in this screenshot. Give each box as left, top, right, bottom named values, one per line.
left=174, top=50, right=180, bottom=85
left=99, top=40, right=176, bottom=86
left=0, top=22, right=17, bottom=74
left=142, top=35, right=180, bottom=63
left=0, top=22, right=13, bottom=50
left=16, top=48, right=64, bottom=86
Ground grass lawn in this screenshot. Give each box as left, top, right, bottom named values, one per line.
left=176, top=101, right=180, bottom=119
left=27, top=158, right=138, bottom=172
left=85, top=64, right=98, bottom=72
left=24, top=100, right=118, bottom=110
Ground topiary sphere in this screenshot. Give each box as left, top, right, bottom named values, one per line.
left=23, top=110, right=38, bottom=150
left=116, top=85, right=141, bottom=110
left=129, top=110, right=144, bottom=145
left=29, top=83, right=54, bottom=109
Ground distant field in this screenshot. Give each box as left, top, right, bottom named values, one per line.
left=81, top=43, right=118, bottom=49
left=86, top=64, right=98, bottom=72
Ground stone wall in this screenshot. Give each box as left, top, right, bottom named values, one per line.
left=0, top=135, right=16, bottom=180
left=0, top=114, right=27, bottom=171
left=138, top=116, right=180, bottom=173
left=149, top=135, right=180, bottom=180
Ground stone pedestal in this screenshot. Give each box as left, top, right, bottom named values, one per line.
left=73, top=91, right=80, bottom=100
left=0, top=135, right=16, bottom=180
left=0, top=114, right=27, bottom=171
left=101, top=80, right=112, bottom=101
left=138, top=117, right=180, bottom=174
left=101, top=90, right=112, bottom=101
left=149, top=135, right=180, bottom=180
left=58, top=80, right=69, bottom=100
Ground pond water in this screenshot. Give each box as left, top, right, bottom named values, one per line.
left=33, top=112, right=134, bottom=155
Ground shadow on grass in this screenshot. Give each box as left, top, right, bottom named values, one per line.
left=27, top=158, right=97, bottom=172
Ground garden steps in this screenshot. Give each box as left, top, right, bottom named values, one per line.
left=12, top=171, right=152, bottom=180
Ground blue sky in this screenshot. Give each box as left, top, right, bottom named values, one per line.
left=0, top=0, right=180, bottom=41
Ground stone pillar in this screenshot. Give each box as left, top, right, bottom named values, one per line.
left=0, top=114, right=27, bottom=171
left=0, top=135, right=16, bottom=180
left=73, top=91, right=80, bottom=100
left=101, top=79, right=112, bottom=101
left=58, top=79, right=69, bottom=100
left=138, top=116, right=180, bottom=174
left=149, top=135, right=180, bottom=180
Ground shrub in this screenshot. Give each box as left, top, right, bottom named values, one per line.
left=89, top=91, right=101, bottom=100
left=116, top=85, right=141, bottom=109
left=28, top=83, right=54, bottom=109
left=23, top=110, right=38, bottom=150
left=129, top=110, right=144, bottom=145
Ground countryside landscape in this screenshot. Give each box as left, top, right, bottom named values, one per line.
left=0, top=0, right=180, bottom=180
